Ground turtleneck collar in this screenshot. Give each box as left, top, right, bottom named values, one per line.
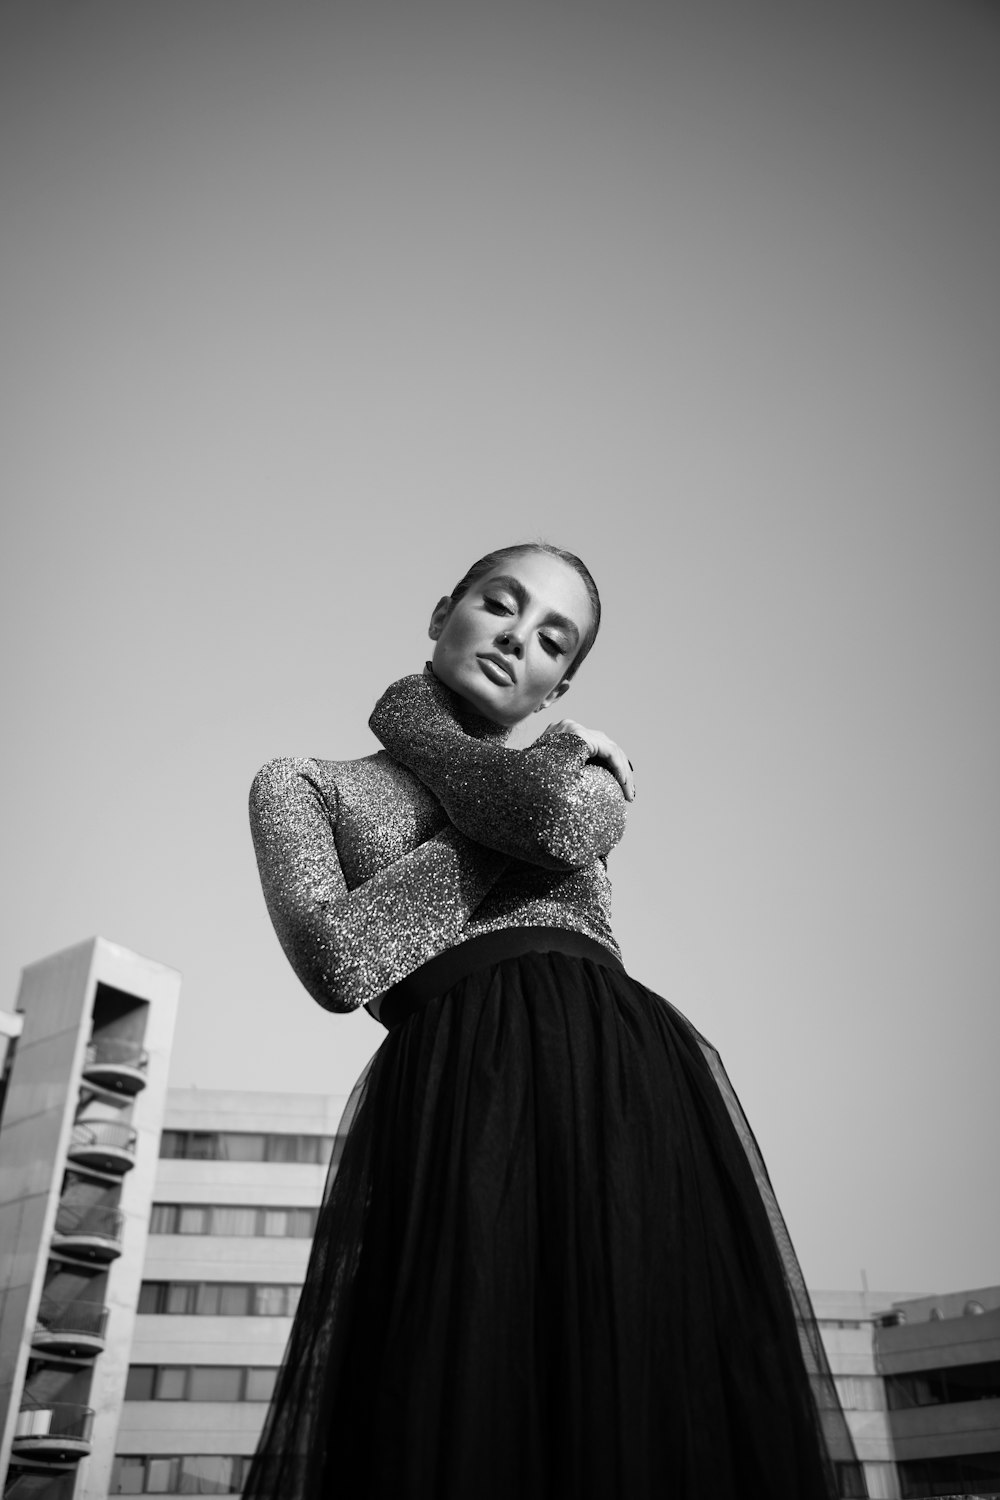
left=423, top=663, right=513, bottom=742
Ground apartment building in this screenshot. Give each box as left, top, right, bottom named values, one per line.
left=2, top=940, right=997, bottom=1498
left=0, top=939, right=180, bottom=1500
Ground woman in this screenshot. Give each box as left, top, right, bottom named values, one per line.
left=244, top=542, right=864, bottom=1500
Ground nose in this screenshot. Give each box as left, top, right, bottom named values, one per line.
left=497, top=627, right=524, bottom=657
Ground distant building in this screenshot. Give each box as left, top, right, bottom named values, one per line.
left=0, top=938, right=180, bottom=1500
left=2, top=942, right=998, bottom=1499
left=112, top=1087, right=347, bottom=1496
left=876, top=1287, right=1000, bottom=1499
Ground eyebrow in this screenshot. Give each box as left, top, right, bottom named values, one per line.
left=485, top=575, right=581, bottom=645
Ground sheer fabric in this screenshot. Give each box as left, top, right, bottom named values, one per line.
left=243, top=940, right=864, bottom=1500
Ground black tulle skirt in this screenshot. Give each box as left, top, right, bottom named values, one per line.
left=243, top=929, right=865, bottom=1500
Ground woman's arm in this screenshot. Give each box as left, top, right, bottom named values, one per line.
left=368, top=673, right=628, bottom=871
left=250, top=756, right=508, bottom=1013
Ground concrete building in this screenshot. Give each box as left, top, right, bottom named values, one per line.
left=813, top=1289, right=927, bottom=1500
left=111, top=1087, right=347, bottom=1496
left=3, top=942, right=998, bottom=1498
left=0, top=939, right=180, bottom=1500
left=876, top=1287, right=1000, bottom=1498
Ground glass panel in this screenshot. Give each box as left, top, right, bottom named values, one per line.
left=187, top=1133, right=220, bottom=1159
left=125, top=1365, right=156, bottom=1401
left=159, top=1131, right=184, bottom=1158
left=310, top=1135, right=335, bottom=1165
left=289, top=1208, right=317, bottom=1237
left=112, top=1456, right=146, bottom=1494
left=178, top=1455, right=238, bottom=1494
left=212, top=1206, right=258, bottom=1236
left=166, top=1283, right=196, bottom=1314
left=155, top=1367, right=188, bottom=1400
left=253, top=1284, right=289, bottom=1316
left=245, top=1367, right=278, bottom=1401
left=137, top=1282, right=164, bottom=1314
left=219, top=1283, right=250, bottom=1315
left=220, top=1133, right=265, bottom=1161
left=178, top=1206, right=208, bottom=1235
left=188, top=1367, right=243, bottom=1402
left=265, top=1135, right=299, bottom=1163
left=195, top=1284, right=220, bottom=1315
left=146, top=1457, right=177, bottom=1492
left=287, top=1284, right=301, bottom=1314
left=261, top=1209, right=288, bottom=1237
left=149, top=1204, right=177, bottom=1234
left=834, top=1376, right=885, bottom=1411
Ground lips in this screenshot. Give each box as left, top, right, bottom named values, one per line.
left=477, top=653, right=516, bottom=685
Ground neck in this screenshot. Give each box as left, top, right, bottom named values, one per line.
left=423, top=663, right=512, bottom=741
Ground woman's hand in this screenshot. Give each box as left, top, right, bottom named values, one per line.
left=537, top=720, right=636, bottom=802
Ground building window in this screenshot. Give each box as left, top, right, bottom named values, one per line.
left=137, top=1279, right=302, bottom=1316
left=834, top=1376, right=885, bottom=1411
left=245, top=1367, right=278, bottom=1402
left=212, top=1205, right=259, bottom=1236
left=113, top=1455, right=147, bottom=1494
left=178, top=1205, right=208, bottom=1234
left=124, top=1365, right=279, bottom=1403
left=148, top=1204, right=177, bottom=1234
left=155, top=1367, right=188, bottom=1401
left=165, top=1283, right=196, bottom=1315
left=137, top=1282, right=165, bottom=1314
left=158, top=1130, right=337, bottom=1163
left=111, top=1456, right=250, bottom=1494
left=886, top=1360, right=1000, bottom=1409
left=898, top=1451, right=1000, bottom=1497
left=148, top=1202, right=319, bottom=1238
left=124, top=1366, right=155, bottom=1401
left=188, top=1367, right=244, bottom=1403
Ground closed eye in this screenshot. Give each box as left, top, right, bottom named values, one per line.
left=540, top=635, right=566, bottom=656
left=484, top=596, right=515, bottom=615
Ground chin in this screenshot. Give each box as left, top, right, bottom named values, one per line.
left=456, top=669, right=518, bottom=724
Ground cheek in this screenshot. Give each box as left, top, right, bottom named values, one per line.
left=439, top=610, right=480, bottom=654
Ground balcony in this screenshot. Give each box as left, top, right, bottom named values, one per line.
left=32, top=1299, right=108, bottom=1359
left=67, top=1121, right=137, bottom=1175
left=51, top=1202, right=124, bottom=1262
left=11, top=1404, right=94, bottom=1465
left=82, top=1037, right=149, bottom=1096
left=3, top=1476, right=77, bottom=1499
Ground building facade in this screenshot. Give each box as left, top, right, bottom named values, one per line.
left=2, top=943, right=998, bottom=1498
left=0, top=939, right=180, bottom=1500
left=111, top=1087, right=348, bottom=1496
left=876, top=1287, right=1000, bottom=1498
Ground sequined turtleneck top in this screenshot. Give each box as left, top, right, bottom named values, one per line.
left=249, top=670, right=627, bottom=1016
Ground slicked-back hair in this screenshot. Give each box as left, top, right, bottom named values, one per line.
left=448, top=543, right=601, bottom=679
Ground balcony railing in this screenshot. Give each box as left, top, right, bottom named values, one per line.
left=52, top=1202, right=124, bottom=1261
left=11, top=1403, right=94, bottom=1463
left=67, top=1121, right=137, bottom=1174
left=33, top=1299, right=109, bottom=1357
left=3, top=1475, right=77, bottom=1499
left=82, top=1037, right=149, bottom=1096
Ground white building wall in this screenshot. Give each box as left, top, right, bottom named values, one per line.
left=112, top=1089, right=349, bottom=1490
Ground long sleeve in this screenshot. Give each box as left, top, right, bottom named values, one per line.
left=249, top=756, right=508, bottom=1012
left=369, top=673, right=627, bottom=871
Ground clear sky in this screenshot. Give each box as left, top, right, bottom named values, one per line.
left=2, top=0, right=998, bottom=1296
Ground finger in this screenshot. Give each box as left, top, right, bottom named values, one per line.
left=602, top=743, right=634, bottom=801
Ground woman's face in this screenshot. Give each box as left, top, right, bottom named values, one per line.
left=429, top=551, right=593, bottom=727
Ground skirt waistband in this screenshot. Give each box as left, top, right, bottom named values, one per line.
left=378, top=927, right=625, bottom=1030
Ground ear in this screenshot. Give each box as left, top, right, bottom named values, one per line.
left=428, top=596, right=453, bottom=640
left=535, top=678, right=571, bottom=712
